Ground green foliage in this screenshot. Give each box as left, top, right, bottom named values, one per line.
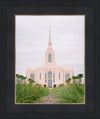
left=78, top=74, right=83, bottom=78
left=23, top=76, right=26, bottom=80
left=72, top=76, right=77, bottom=84
left=72, top=76, right=77, bottom=79
left=66, top=78, right=71, bottom=84
left=16, top=74, right=19, bottom=77
left=52, top=84, right=84, bottom=103
left=16, top=84, right=49, bottom=103
left=35, top=84, right=41, bottom=87
left=72, top=74, right=83, bottom=84
left=59, top=84, right=64, bottom=87
left=72, top=74, right=83, bottom=80
left=16, top=74, right=27, bottom=84
left=28, top=78, right=35, bottom=84
left=16, top=74, right=26, bottom=80
left=77, top=74, right=83, bottom=79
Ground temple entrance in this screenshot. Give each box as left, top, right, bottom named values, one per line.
left=48, top=80, right=52, bottom=88
left=48, top=71, right=52, bottom=88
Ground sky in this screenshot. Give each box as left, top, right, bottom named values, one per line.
left=16, top=15, right=85, bottom=83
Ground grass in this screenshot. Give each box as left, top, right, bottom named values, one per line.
left=52, top=84, right=85, bottom=103
left=16, top=84, right=50, bottom=103
left=16, top=83, right=85, bottom=104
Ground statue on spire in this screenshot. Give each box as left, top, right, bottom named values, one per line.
left=48, top=26, right=52, bottom=47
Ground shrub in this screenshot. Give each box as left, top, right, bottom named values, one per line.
left=16, top=84, right=49, bottom=103
left=66, top=78, right=71, bottom=84
left=52, top=84, right=84, bottom=103
left=59, top=84, right=64, bottom=87
left=28, top=78, right=35, bottom=84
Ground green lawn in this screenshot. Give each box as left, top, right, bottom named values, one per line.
left=52, top=84, right=85, bottom=103
left=16, top=84, right=49, bottom=103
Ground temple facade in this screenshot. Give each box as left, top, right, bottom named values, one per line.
left=26, top=26, right=74, bottom=88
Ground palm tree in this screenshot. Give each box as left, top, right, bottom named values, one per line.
left=28, top=78, right=35, bottom=84
left=21, top=76, right=26, bottom=83
left=16, top=74, right=27, bottom=84
left=66, top=78, right=71, bottom=85
left=18, top=75, right=22, bottom=83
left=23, top=76, right=26, bottom=80
left=23, top=76, right=26, bottom=83
left=77, top=74, right=83, bottom=84
left=72, top=76, right=77, bottom=84
left=20, top=75, right=27, bottom=84
left=18, top=75, right=23, bottom=83
left=16, top=74, right=19, bottom=83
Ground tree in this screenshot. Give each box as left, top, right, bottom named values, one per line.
left=28, top=78, right=35, bottom=84
left=66, top=78, right=71, bottom=84
left=16, top=74, right=22, bottom=83
left=17, top=75, right=21, bottom=83
left=22, top=76, right=26, bottom=83
left=16, top=74, right=19, bottom=77
left=72, top=76, right=77, bottom=84
left=16, top=74, right=27, bottom=84
left=16, top=74, right=19, bottom=83
left=23, top=76, right=26, bottom=80
left=77, top=74, right=83, bottom=84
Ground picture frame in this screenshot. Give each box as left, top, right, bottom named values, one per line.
left=0, top=0, right=100, bottom=119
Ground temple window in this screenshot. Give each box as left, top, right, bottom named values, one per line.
left=53, top=74, right=55, bottom=83
left=65, top=74, right=70, bottom=80
left=30, top=74, right=35, bottom=79
left=45, top=73, right=47, bottom=79
left=45, top=79, right=47, bottom=83
left=53, top=79, right=55, bottom=83
left=53, top=74, right=55, bottom=79
left=48, top=54, right=52, bottom=62
left=40, top=73, right=41, bottom=80
left=59, top=73, right=60, bottom=80
left=48, top=71, right=52, bottom=78
left=45, top=73, right=47, bottom=83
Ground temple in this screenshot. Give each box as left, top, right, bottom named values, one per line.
left=26, top=26, right=74, bottom=88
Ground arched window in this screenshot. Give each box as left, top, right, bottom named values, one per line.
left=48, top=54, right=52, bottom=62
left=48, top=71, right=52, bottom=78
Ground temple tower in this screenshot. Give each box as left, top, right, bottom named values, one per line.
left=41, top=26, right=58, bottom=67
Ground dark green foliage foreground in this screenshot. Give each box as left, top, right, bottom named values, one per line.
left=52, top=84, right=84, bottom=103
left=16, top=84, right=49, bottom=103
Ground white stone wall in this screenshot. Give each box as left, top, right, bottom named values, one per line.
left=26, top=67, right=74, bottom=88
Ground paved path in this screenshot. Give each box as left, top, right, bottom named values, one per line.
left=38, top=91, right=58, bottom=104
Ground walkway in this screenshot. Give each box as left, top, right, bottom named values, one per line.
left=38, top=90, right=58, bottom=104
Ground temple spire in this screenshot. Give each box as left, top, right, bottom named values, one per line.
left=48, top=26, right=52, bottom=47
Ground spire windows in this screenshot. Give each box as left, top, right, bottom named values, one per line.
left=48, top=54, right=52, bottom=62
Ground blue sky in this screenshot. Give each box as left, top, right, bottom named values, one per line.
left=16, top=15, right=85, bottom=83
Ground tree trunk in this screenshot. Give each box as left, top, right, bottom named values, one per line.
left=79, top=78, right=81, bottom=84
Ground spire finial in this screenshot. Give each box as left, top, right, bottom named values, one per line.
left=48, top=25, right=52, bottom=47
